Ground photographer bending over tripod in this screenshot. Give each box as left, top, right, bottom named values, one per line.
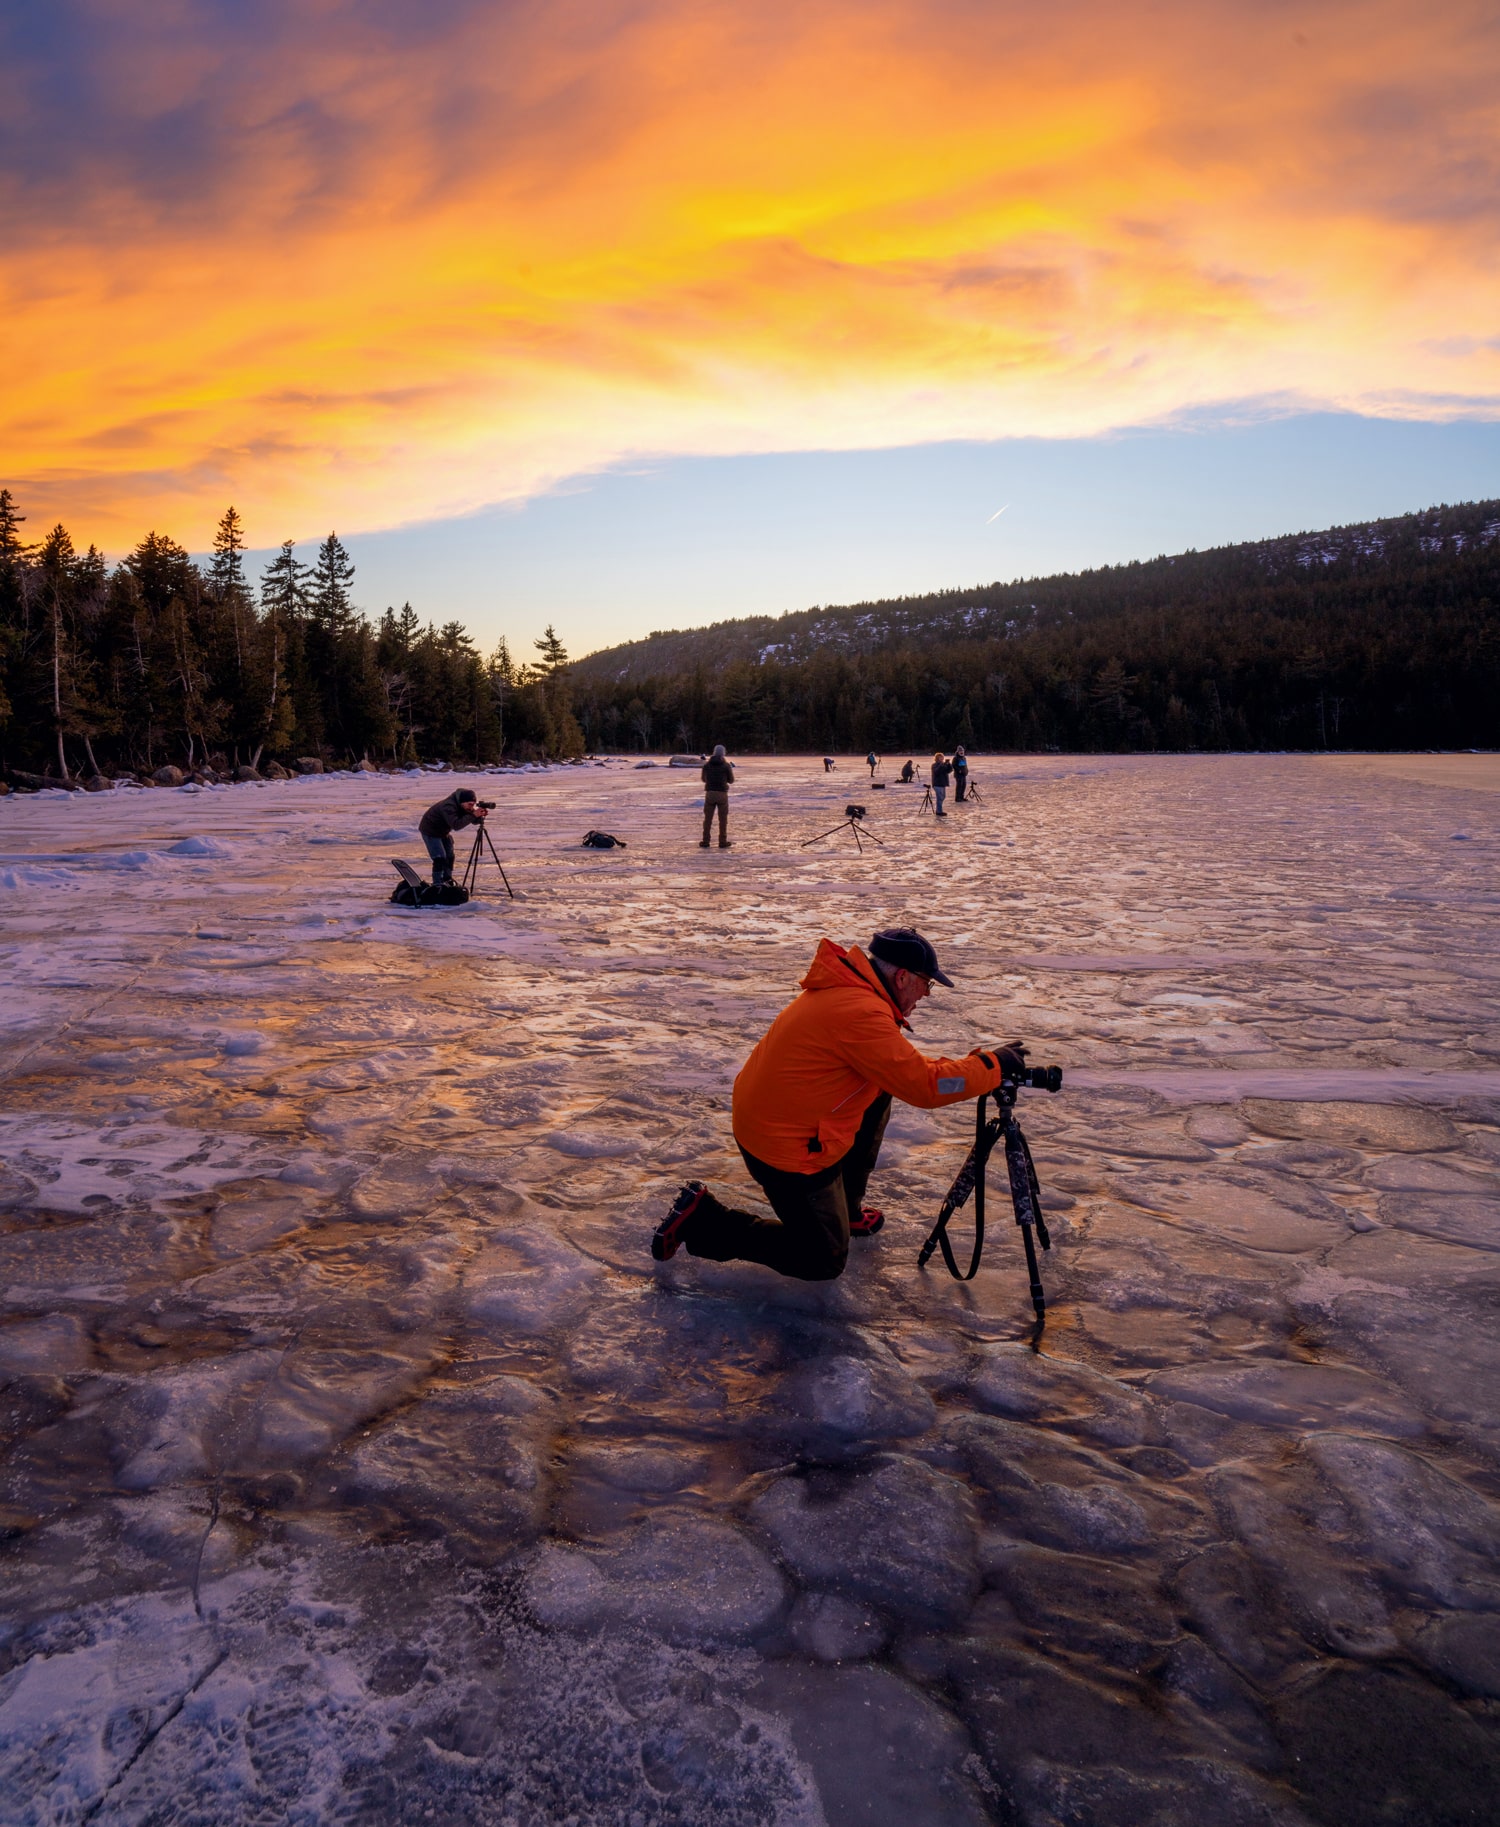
left=418, top=787, right=487, bottom=887
left=653, top=927, right=1021, bottom=1281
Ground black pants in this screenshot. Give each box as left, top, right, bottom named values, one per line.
left=954, top=774, right=967, bottom=801
left=687, top=1094, right=891, bottom=1281
left=424, top=832, right=455, bottom=884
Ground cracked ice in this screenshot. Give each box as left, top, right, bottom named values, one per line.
left=2, top=754, right=1499, bottom=1826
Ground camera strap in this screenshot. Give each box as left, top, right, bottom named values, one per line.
left=918, top=1091, right=1054, bottom=1319
left=918, top=1093, right=1003, bottom=1280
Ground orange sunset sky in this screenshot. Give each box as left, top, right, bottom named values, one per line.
left=3, top=0, right=1499, bottom=559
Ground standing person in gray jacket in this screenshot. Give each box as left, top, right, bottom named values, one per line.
left=700, top=745, right=734, bottom=848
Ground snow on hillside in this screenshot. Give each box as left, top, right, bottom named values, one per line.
left=2, top=755, right=1499, bottom=1824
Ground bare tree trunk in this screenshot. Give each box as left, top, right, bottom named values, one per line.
left=83, top=735, right=100, bottom=775
left=250, top=742, right=264, bottom=770
left=263, top=618, right=281, bottom=747
left=51, top=594, right=70, bottom=780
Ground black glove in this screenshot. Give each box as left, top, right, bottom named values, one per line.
left=978, top=1042, right=1028, bottom=1079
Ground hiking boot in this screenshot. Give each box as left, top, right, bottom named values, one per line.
left=699, top=839, right=711, bottom=848
left=718, top=840, right=732, bottom=848
left=652, top=1181, right=708, bottom=1260
left=850, top=1203, right=884, bottom=1237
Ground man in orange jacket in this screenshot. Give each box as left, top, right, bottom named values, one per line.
left=651, top=927, right=1021, bottom=1280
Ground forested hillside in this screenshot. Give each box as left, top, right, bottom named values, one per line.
left=0, top=493, right=583, bottom=781
left=2, top=488, right=1495, bottom=780
left=570, top=500, right=1500, bottom=754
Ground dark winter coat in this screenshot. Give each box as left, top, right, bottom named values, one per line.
left=701, top=757, right=735, bottom=791
left=419, top=791, right=482, bottom=840
left=930, top=760, right=953, bottom=789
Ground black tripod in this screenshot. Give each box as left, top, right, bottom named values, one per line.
left=801, top=805, right=885, bottom=854
left=459, top=821, right=515, bottom=899
left=961, top=778, right=982, bottom=805
left=918, top=784, right=934, bottom=813
left=919, top=1081, right=1051, bottom=1323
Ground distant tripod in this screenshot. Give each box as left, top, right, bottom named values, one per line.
left=801, top=804, right=886, bottom=854
left=460, top=821, right=515, bottom=899
left=962, top=778, right=982, bottom=805
left=918, top=784, right=934, bottom=814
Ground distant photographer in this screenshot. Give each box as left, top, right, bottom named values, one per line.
left=699, top=744, right=735, bottom=849
left=418, top=787, right=487, bottom=887
left=652, top=926, right=1022, bottom=1282
left=930, top=751, right=952, bottom=817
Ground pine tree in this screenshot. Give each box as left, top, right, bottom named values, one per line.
left=305, top=533, right=359, bottom=753
left=487, top=637, right=514, bottom=758
left=0, top=488, right=27, bottom=729
left=259, top=541, right=311, bottom=760
left=209, top=506, right=246, bottom=590
left=37, top=524, right=83, bottom=778
left=209, top=506, right=251, bottom=683
left=533, top=624, right=569, bottom=674
left=311, top=533, right=356, bottom=631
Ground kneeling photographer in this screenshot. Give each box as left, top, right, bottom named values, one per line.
left=652, top=926, right=1024, bottom=1282
left=418, top=786, right=490, bottom=887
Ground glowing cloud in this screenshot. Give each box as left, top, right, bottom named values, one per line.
left=3, top=0, right=1498, bottom=547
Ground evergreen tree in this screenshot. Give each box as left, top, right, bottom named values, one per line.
left=209, top=506, right=247, bottom=598
left=304, top=532, right=384, bottom=758
left=259, top=541, right=312, bottom=758
left=209, top=506, right=253, bottom=699
left=533, top=624, right=569, bottom=674
left=0, top=488, right=27, bottom=729
left=35, top=524, right=108, bottom=778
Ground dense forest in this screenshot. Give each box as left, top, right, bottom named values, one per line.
left=569, top=500, right=1500, bottom=754
left=0, top=492, right=583, bottom=781
left=1, top=488, right=1495, bottom=781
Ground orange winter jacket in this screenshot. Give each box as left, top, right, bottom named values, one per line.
left=732, top=939, right=1004, bottom=1173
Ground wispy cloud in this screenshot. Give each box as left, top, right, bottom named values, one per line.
left=3, top=0, right=1499, bottom=548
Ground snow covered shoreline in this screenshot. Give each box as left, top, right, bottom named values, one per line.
left=2, top=754, right=1498, bottom=1825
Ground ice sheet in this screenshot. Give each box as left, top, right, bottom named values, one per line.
left=2, top=754, right=1499, bottom=1825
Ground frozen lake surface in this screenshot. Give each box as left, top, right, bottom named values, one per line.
left=2, top=753, right=1498, bottom=1826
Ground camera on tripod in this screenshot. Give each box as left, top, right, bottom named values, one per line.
left=477, top=800, right=496, bottom=809
left=845, top=803, right=866, bottom=820
left=920, top=1057, right=1065, bottom=1325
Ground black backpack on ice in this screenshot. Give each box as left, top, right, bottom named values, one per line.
left=389, top=859, right=470, bottom=906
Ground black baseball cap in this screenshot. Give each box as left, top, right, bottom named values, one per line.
left=869, top=926, right=954, bottom=987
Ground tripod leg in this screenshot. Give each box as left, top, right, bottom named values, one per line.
left=482, top=825, right=515, bottom=899
left=1005, top=1122, right=1048, bottom=1322
left=800, top=823, right=850, bottom=847
left=1015, top=1126, right=1051, bottom=1251
left=1018, top=1220, right=1046, bottom=1323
